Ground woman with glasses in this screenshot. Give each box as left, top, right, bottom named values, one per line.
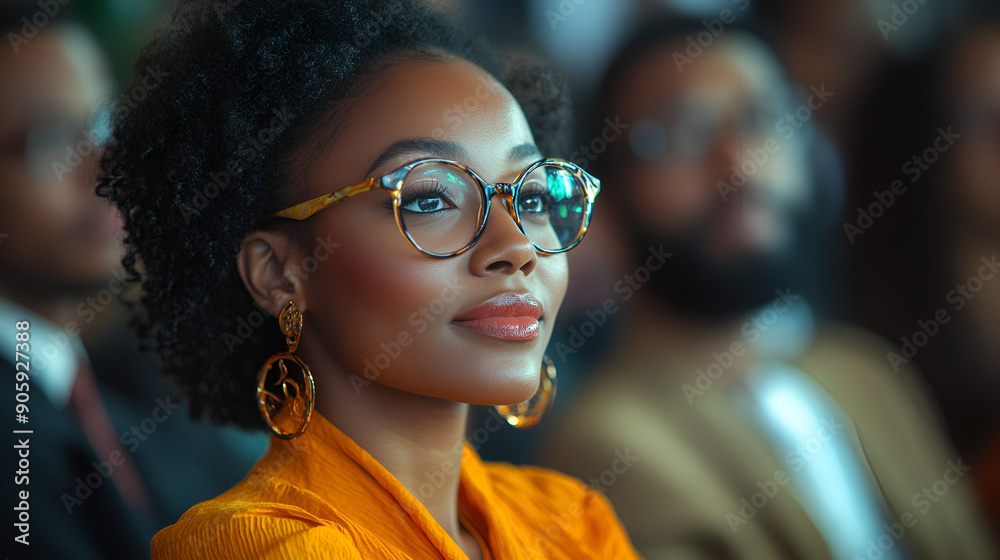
left=97, top=0, right=637, bottom=558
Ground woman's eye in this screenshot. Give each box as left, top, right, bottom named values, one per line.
left=518, top=187, right=550, bottom=213
left=400, top=192, right=455, bottom=213
left=519, top=196, right=544, bottom=213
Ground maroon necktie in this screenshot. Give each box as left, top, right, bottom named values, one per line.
left=68, top=361, right=151, bottom=512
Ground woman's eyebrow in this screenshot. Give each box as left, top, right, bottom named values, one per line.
left=508, top=143, right=542, bottom=162
left=365, top=138, right=470, bottom=177
left=364, top=140, right=542, bottom=177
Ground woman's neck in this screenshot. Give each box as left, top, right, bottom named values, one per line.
left=327, top=378, right=469, bottom=525
left=299, top=339, right=475, bottom=551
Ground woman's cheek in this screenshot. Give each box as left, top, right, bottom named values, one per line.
left=306, top=237, right=460, bottom=372
left=540, top=253, right=569, bottom=330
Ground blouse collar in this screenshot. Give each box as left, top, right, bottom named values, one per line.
left=262, top=411, right=515, bottom=558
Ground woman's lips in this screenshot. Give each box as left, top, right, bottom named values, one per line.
left=452, top=292, right=543, bottom=341
left=452, top=317, right=540, bottom=341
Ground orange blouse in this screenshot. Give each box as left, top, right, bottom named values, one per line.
left=151, top=412, right=641, bottom=559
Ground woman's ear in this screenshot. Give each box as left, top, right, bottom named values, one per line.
left=236, top=229, right=310, bottom=317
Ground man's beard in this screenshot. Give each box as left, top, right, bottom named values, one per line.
left=629, top=216, right=797, bottom=324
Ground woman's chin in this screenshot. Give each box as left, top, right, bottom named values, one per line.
left=479, top=369, right=543, bottom=406
left=443, top=371, right=541, bottom=407
left=358, top=351, right=545, bottom=405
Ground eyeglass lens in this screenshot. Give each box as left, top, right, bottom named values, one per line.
left=396, top=161, right=588, bottom=254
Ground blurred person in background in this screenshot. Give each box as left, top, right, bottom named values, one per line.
left=947, top=14, right=1000, bottom=536
left=0, top=3, right=265, bottom=558
left=845, top=6, right=1000, bottom=537
left=538, top=17, right=996, bottom=560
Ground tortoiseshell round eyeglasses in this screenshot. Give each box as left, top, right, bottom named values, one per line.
left=266, top=158, right=601, bottom=257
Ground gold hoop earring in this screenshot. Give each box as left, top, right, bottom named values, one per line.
left=256, top=300, right=315, bottom=439
left=495, top=354, right=557, bottom=429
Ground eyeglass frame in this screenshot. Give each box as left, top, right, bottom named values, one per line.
left=264, top=157, right=601, bottom=258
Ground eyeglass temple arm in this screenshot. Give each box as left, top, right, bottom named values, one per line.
left=267, top=177, right=377, bottom=220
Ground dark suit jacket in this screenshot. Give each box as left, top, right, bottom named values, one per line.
left=2, top=321, right=267, bottom=560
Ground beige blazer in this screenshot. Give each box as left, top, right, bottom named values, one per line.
left=540, top=317, right=997, bottom=560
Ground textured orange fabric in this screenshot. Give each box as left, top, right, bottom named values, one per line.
left=151, top=412, right=642, bottom=559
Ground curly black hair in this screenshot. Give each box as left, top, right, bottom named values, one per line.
left=96, top=0, right=573, bottom=431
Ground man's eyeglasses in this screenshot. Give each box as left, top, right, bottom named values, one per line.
left=266, top=158, right=601, bottom=257
left=0, top=107, right=112, bottom=184
left=629, top=96, right=783, bottom=161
